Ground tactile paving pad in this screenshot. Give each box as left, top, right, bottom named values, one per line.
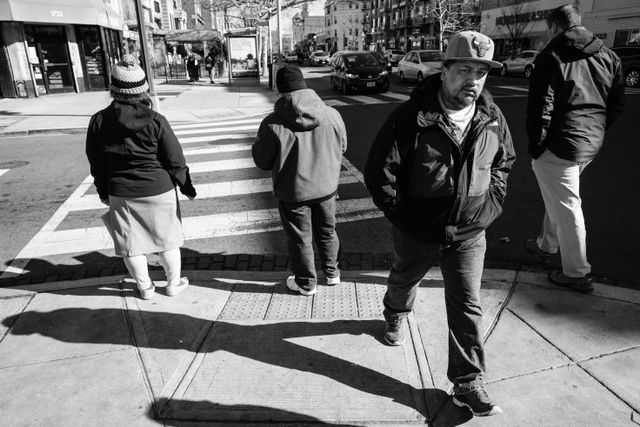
left=265, top=282, right=313, bottom=320
left=356, top=282, right=386, bottom=318
left=312, top=282, right=358, bottom=318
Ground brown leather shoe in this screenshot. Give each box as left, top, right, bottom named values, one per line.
left=548, top=270, right=594, bottom=293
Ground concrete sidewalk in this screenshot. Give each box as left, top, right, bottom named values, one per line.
left=1, top=269, right=639, bottom=426
left=0, top=75, right=277, bottom=137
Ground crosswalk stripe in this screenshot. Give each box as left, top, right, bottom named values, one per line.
left=349, top=95, right=387, bottom=104
left=380, top=92, right=409, bottom=101
left=183, top=143, right=251, bottom=156
left=494, top=85, right=529, bottom=93
left=178, top=133, right=256, bottom=145
left=174, top=124, right=259, bottom=136
left=325, top=99, right=349, bottom=107
left=190, top=158, right=255, bottom=173
left=67, top=173, right=362, bottom=211
left=17, top=198, right=383, bottom=258
left=0, top=169, right=9, bottom=177
left=172, top=117, right=264, bottom=131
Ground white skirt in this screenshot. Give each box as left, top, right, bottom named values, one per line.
left=105, top=188, right=184, bottom=257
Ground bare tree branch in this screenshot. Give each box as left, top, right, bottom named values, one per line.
left=498, top=0, right=538, bottom=50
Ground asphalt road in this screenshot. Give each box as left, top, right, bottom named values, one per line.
left=1, top=67, right=638, bottom=286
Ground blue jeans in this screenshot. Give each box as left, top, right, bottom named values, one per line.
left=384, top=226, right=486, bottom=392
left=278, top=195, right=341, bottom=287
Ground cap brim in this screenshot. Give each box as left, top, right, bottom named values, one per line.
left=445, top=57, right=503, bottom=69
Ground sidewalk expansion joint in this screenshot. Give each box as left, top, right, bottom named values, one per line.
left=0, top=348, right=128, bottom=371
left=507, top=307, right=640, bottom=414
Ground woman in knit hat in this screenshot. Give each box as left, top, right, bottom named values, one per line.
left=86, top=55, right=197, bottom=300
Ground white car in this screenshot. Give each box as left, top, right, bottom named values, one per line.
left=500, top=50, right=539, bottom=78
left=283, top=51, right=298, bottom=63
left=310, top=50, right=330, bottom=66
left=386, top=49, right=405, bottom=65
left=397, top=50, right=444, bottom=82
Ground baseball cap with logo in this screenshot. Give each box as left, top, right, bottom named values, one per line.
left=444, top=31, right=502, bottom=69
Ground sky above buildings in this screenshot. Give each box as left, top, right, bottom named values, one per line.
left=277, top=0, right=325, bottom=33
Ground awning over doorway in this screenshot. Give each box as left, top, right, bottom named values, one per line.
left=0, top=0, right=123, bottom=31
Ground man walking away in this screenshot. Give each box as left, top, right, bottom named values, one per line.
left=252, top=65, right=347, bottom=296
left=364, top=31, right=515, bottom=417
left=525, top=4, right=624, bottom=293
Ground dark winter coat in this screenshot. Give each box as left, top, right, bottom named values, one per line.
left=526, top=26, right=625, bottom=162
left=86, top=100, right=196, bottom=200
left=364, top=74, right=516, bottom=244
left=252, top=88, right=347, bottom=203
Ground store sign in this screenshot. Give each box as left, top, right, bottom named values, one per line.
left=50, top=10, right=64, bottom=18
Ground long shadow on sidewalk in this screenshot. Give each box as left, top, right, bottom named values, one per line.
left=2, top=309, right=450, bottom=422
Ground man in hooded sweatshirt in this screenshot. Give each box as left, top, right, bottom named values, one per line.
left=525, top=4, right=625, bottom=293
left=252, top=65, right=347, bottom=296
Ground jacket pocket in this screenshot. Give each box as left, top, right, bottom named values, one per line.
left=468, top=133, right=499, bottom=197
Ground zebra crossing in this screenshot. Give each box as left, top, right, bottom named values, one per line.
left=1, top=115, right=383, bottom=275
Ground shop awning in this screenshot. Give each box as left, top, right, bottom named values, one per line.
left=0, top=0, right=123, bottom=31
left=165, top=28, right=221, bottom=42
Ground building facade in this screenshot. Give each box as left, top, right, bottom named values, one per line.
left=0, top=0, right=124, bottom=98
left=480, top=0, right=639, bottom=54
left=324, top=0, right=365, bottom=52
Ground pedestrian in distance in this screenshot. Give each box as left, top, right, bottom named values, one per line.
left=364, top=31, right=515, bottom=417
left=186, top=53, right=199, bottom=83
left=525, top=4, right=625, bottom=293
left=252, top=65, right=347, bottom=296
left=86, top=55, right=197, bottom=300
left=205, top=53, right=215, bottom=84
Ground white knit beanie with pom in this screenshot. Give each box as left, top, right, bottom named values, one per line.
left=110, top=55, right=149, bottom=95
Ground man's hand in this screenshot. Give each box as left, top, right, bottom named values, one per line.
left=100, top=198, right=109, bottom=206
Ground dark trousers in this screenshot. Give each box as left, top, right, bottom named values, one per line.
left=278, top=195, right=340, bottom=287
left=384, top=226, right=486, bottom=392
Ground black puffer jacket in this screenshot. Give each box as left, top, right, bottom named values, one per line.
left=364, top=75, right=516, bottom=244
left=526, top=26, right=625, bottom=162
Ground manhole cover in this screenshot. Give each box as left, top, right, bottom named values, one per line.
left=0, top=160, right=29, bottom=169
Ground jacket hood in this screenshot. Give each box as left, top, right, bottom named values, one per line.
left=273, top=88, right=328, bottom=131
left=548, top=26, right=603, bottom=61
left=105, top=100, right=156, bottom=135
left=410, top=73, right=498, bottom=119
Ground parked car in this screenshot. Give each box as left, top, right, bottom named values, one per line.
left=283, top=51, right=299, bottom=63
left=397, top=50, right=444, bottom=82
left=370, top=51, right=393, bottom=73
left=612, top=46, right=640, bottom=88
left=330, top=52, right=390, bottom=94
left=386, top=49, right=405, bottom=65
left=310, top=50, right=330, bottom=66
left=500, top=50, right=539, bottom=78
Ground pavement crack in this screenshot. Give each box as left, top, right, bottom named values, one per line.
left=0, top=348, right=128, bottom=370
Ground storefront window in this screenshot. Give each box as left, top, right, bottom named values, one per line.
left=75, top=26, right=107, bottom=91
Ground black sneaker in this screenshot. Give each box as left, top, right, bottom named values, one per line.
left=548, top=270, right=593, bottom=293
left=286, top=275, right=317, bottom=296
left=383, top=316, right=406, bottom=346
left=453, top=387, right=503, bottom=417
left=524, top=237, right=552, bottom=264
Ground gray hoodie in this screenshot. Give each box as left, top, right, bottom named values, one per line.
left=252, top=88, right=347, bottom=202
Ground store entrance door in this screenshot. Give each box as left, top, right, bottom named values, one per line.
left=25, top=25, right=75, bottom=94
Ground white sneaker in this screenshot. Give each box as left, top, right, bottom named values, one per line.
left=137, top=282, right=155, bottom=300
left=326, top=276, right=341, bottom=286
left=166, top=277, right=189, bottom=297
left=286, top=275, right=317, bottom=296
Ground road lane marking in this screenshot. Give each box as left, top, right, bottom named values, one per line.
left=174, top=124, right=259, bottom=136
left=349, top=95, right=387, bottom=104
left=16, top=198, right=383, bottom=258
left=325, top=99, right=349, bottom=107
left=67, top=173, right=362, bottom=211
left=380, top=92, right=410, bottom=101
left=0, top=169, right=9, bottom=177
left=183, top=143, right=252, bottom=156
left=493, top=85, right=529, bottom=92
left=189, top=158, right=256, bottom=173
left=178, top=133, right=256, bottom=145
left=172, top=117, right=264, bottom=130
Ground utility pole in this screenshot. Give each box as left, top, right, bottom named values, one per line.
left=133, top=0, right=159, bottom=107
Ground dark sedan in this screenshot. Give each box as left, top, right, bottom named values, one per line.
left=330, top=52, right=390, bottom=94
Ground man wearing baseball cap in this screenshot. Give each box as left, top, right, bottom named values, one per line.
left=365, top=31, right=515, bottom=417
